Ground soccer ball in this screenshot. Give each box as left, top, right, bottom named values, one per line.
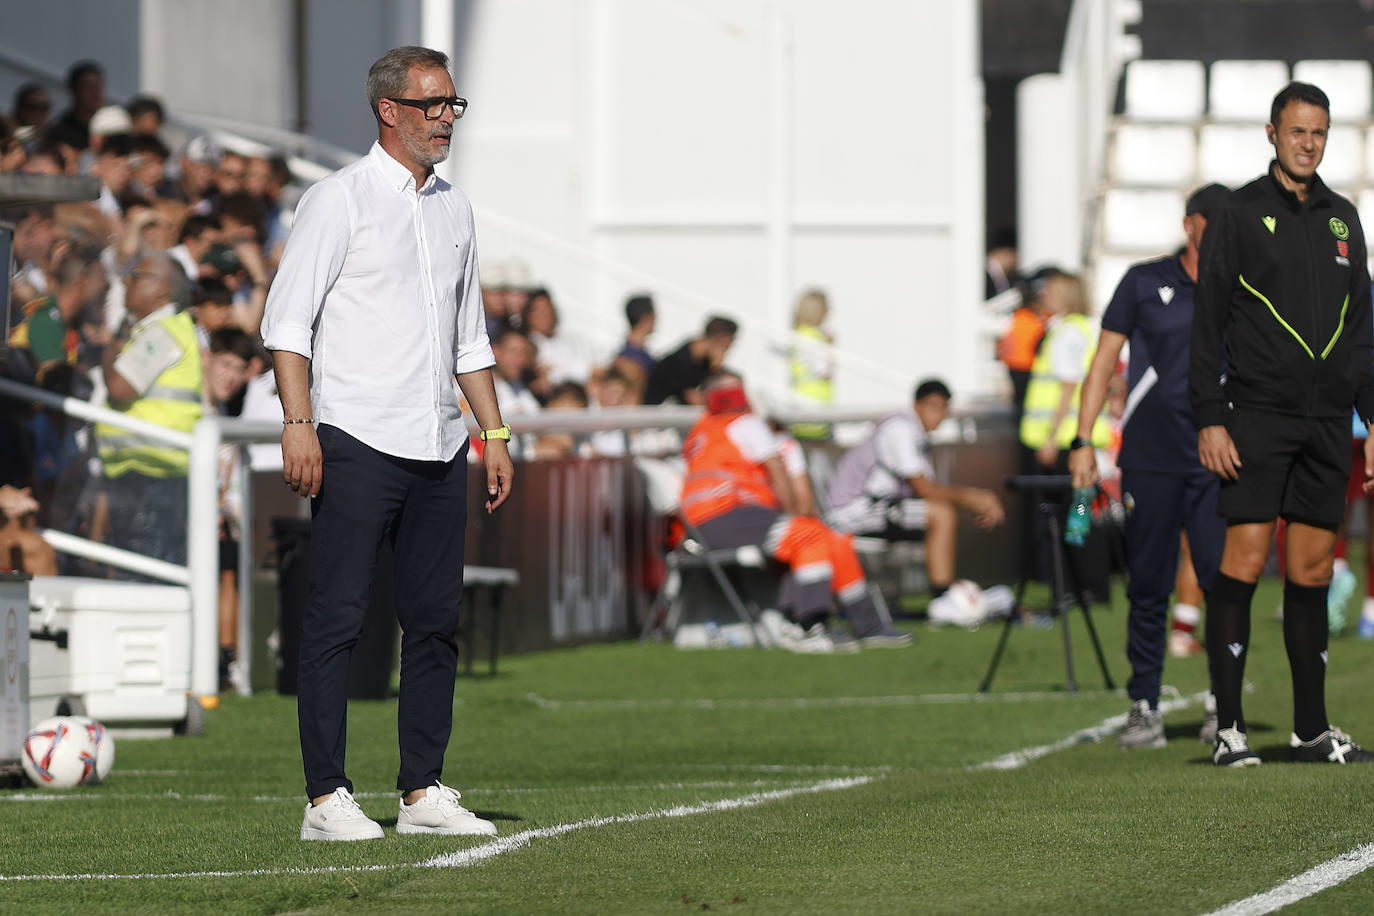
left=22, top=716, right=112, bottom=788
left=927, top=580, right=988, bottom=628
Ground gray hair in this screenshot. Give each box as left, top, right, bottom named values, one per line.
left=366, top=46, right=451, bottom=122
left=138, top=249, right=190, bottom=309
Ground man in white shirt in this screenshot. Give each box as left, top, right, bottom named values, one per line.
left=261, top=46, right=512, bottom=843
left=827, top=379, right=1004, bottom=614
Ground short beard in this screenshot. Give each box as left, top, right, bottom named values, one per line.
left=401, top=126, right=451, bottom=169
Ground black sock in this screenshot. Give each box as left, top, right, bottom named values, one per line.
left=1283, top=579, right=1329, bottom=742
left=930, top=582, right=950, bottom=600
left=1206, top=572, right=1255, bottom=734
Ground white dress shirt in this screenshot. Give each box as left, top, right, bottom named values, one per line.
left=261, top=142, right=494, bottom=461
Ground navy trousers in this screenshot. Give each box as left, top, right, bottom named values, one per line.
left=298, top=424, right=468, bottom=798
left=1121, top=467, right=1224, bottom=706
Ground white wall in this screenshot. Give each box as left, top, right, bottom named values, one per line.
left=447, top=0, right=985, bottom=405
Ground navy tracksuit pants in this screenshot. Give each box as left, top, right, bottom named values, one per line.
left=298, top=424, right=469, bottom=799
left=1121, top=467, right=1224, bottom=706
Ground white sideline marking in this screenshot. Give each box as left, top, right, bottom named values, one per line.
left=0, top=780, right=821, bottom=804
left=525, top=690, right=1122, bottom=710
left=1202, top=842, right=1374, bottom=916
left=420, top=776, right=871, bottom=869
left=972, top=690, right=1210, bottom=770
left=0, top=776, right=871, bottom=882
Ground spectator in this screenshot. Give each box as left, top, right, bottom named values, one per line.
left=129, top=133, right=171, bottom=199
left=490, top=326, right=541, bottom=418
left=0, top=485, right=56, bottom=575
left=125, top=94, right=165, bottom=137
left=19, top=140, right=66, bottom=175
left=525, top=287, right=592, bottom=390
left=213, top=150, right=249, bottom=202
left=997, top=266, right=1054, bottom=423
left=533, top=380, right=590, bottom=459
left=644, top=315, right=738, bottom=406
left=589, top=364, right=637, bottom=457
left=481, top=261, right=510, bottom=338
left=680, top=369, right=909, bottom=650
left=985, top=226, right=1020, bottom=299
left=245, top=153, right=292, bottom=263
left=8, top=247, right=102, bottom=378
left=87, top=105, right=132, bottom=157
left=45, top=60, right=106, bottom=152
left=191, top=278, right=238, bottom=348
left=95, top=251, right=202, bottom=572
left=170, top=213, right=221, bottom=282
left=1019, top=270, right=1109, bottom=471
left=172, top=135, right=219, bottom=211
left=91, top=132, right=136, bottom=220
left=11, top=83, right=51, bottom=138
left=616, top=293, right=656, bottom=381
left=9, top=206, right=58, bottom=303
left=788, top=288, right=834, bottom=440
left=827, top=378, right=1005, bottom=619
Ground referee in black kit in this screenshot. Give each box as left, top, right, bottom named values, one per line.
left=1190, top=81, right=1374, bottom=766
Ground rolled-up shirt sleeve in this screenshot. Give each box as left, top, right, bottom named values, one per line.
left=452, top=200, right=495, bottom=375
left=261, top=178, right=351, bottom=359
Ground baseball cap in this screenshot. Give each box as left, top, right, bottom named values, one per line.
left=182, top=134, right=222, bottom=165
left=1186, top=183, right=1230, bottom=220
left=88, top=104, right=132, bottom=138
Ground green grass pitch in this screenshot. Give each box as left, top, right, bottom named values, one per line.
left=4, top=576, right=1374, bottom=914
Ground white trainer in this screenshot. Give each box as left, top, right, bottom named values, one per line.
left=397, top=783, right=497, bottom=836
left=300, top=787, right=384, bottom=841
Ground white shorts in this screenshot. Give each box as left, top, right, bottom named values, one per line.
left=827, top=497, right=928, bottom=538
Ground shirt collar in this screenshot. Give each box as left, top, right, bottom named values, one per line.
left=368, top=141, right=437, bottom=194
left=132, top=302, right=177, bottom=334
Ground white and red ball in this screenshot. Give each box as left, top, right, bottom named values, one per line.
left=22, top=716, right=114, bottom=787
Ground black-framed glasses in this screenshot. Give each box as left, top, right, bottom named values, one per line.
left=386, top=96, right=467, bottom=120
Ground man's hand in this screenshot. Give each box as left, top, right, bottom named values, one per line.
left=483, top=439, right=514, bottom=513
left=0, top=485, right=40, bottom=520
left=282, top=424, right=322, bottom=498
left=1068, top=445, right=1098, bottom=489
left=1198, top=425, right=1241, bottom=480
left=1363, top=433, right=1374, bottom=493
left=968, top=489, right=1005, bottom=529
left=1036, top=440, right=1059, bottom=470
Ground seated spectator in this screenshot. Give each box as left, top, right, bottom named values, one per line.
left=170, top=213, right=221, bottom=282
left=245, top=152, right=291, bottom=264
left=0, top=485, right=56, bottom=575
left=680, top=369, right=909, bottom=650
left=45, top=60, right=105, bottom=153
left=533, top=380, right=590, bottom=459
left=589, top=364, right=637, bottom=457
left=126, top=94, right=165, bottom=138
left=491, top=326, right=541, bottom=417
left=616, top=293, right=656, bottom=382
left=213, top=150, right=249, bottom=204
left=827, top=378, right=1005, bottom=614
left=87, top=105, right=132, bottom=158
left=525, top=287, right=592, bottom=390
left=95, top=251, right=202, bottom=574
left=644, top=315, right=738, bottom=405
left=19, top=140, right=67, bottom=175
left=130, top=133, right=171, bottom=199
left=91, top=132, right=136, bottom=221
left=170, top=135, right=219, bottom=211
left=11, top=83, right=52, bottom=141
left=9, top=247, right=102, bottom=381
left=9, top=206, right=58, bottom=303
left=481, top=261, right=511, bottom=338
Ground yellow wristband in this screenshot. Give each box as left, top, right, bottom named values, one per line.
left=480, top=424, right=512, bottom=441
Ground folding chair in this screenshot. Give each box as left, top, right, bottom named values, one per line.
left=634, top=456, right=771, bottom=644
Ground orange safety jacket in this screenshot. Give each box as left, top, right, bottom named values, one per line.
left=997, top=306, right=1047, bottom=372
left=680, top=412, right=780, bottom=526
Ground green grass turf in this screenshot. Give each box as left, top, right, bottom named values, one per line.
left=4, top=576, right=1374, bottom=914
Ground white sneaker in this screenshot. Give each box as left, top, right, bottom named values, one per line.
left=397, top=783, right=497, bottom=836
left=300, top=787, right=384, bottom=841
left=757, top=610, right=834, bottom=653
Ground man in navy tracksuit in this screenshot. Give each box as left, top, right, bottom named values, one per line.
left=1190, top=81, right=1374, bottom=766
left=1070, top=184, right=1229, bottom=750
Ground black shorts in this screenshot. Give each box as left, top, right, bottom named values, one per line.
left=1218, top=407, right=1351, bottom=530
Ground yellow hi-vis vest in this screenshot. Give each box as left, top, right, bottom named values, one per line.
left=97, top=310, right=203, bottom=479
left=789, top=324, right=833, bottom=439
left=1018, top=313, right=1110, bottom=450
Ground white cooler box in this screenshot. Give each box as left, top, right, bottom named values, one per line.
left=1, top=573, right=30, bottom=778
left=28, top=576, right=195, bottom=732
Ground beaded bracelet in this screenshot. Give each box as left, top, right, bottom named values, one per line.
left=283, top=418, right=314, bottom=425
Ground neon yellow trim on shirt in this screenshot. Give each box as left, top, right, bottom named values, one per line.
left=1238, top=274, right=1314, bottom=359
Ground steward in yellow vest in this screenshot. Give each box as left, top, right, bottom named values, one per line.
left=1020, top=303, right=1111, bottom=466
left=789, top=289, right=834, bottom=440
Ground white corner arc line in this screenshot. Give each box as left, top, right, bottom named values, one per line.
left=972, top=690, right=1210, bottom=770
left=1201, top=842, right=1374, bottom=916
left=0, top=776, right=871, bottom=883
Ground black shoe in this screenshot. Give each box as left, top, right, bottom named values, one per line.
left=1289, top=727, right=1374, bottom=763
left=1213, top=727, right=1261, bottom=767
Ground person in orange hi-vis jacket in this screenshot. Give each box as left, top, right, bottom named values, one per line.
left=680, top=370, right=911, bottom=650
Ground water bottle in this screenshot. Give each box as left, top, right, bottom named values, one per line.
left=1064, top=486, right=1093, bottom=546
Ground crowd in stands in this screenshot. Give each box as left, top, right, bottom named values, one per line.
left=1, top=58, right=1024, bottom=668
